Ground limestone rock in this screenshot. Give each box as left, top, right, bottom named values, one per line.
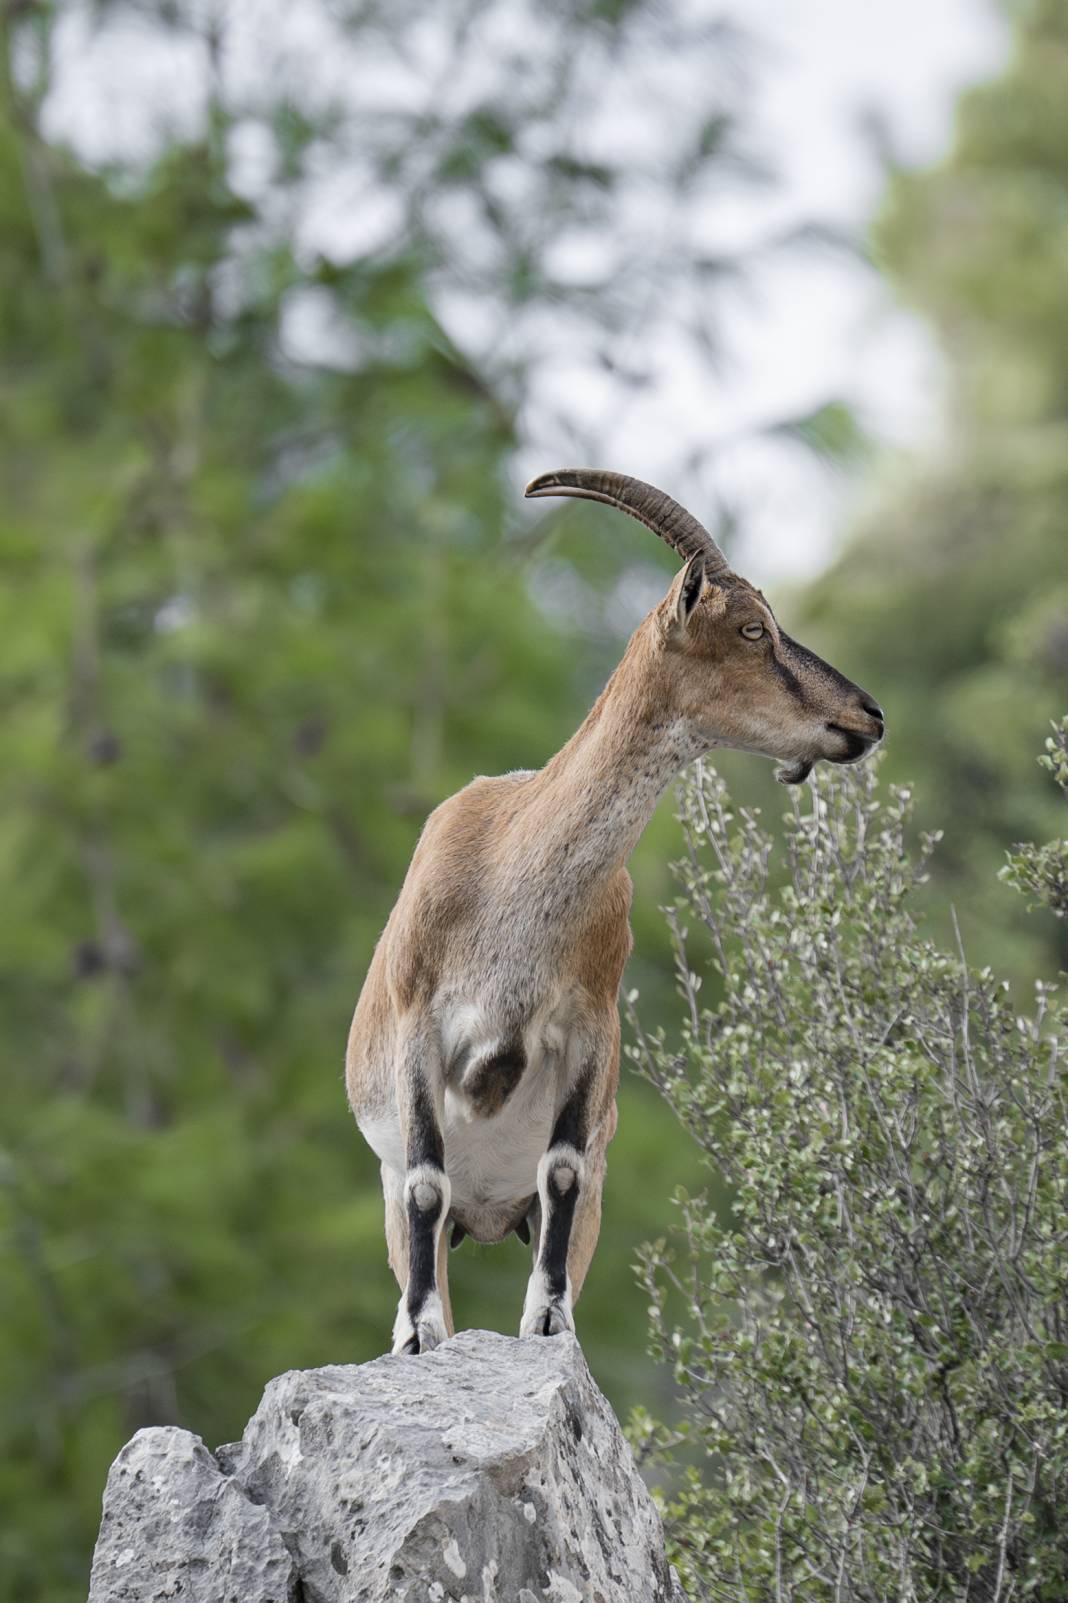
left=87, top=1425, right=296, bottom=1602
left=88, top=1329, right=685, bottom=1603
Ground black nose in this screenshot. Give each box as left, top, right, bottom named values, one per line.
left=859, top=696, right=885, bottom=736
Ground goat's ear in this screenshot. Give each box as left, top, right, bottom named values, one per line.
left=670, top=552, right=706, bottom=630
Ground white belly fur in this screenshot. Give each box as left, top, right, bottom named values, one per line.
left=357, top=1006, right=570, bottom=1212
left=441, top=1068, right=557, bottom=1208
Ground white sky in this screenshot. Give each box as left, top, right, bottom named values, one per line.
left=41, top=0, right=1009, bottom=581
left=519, top=0, right=1009, bottom=580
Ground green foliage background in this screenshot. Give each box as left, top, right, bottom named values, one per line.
left=1, top=3, right=743, bottom=1594
left=797, top=0, right=1068, bottom=987
left=1, top=1, right=1065, bottom=1600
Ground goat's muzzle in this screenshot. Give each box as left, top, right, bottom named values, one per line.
left=825, top=696, right=885, bottom=764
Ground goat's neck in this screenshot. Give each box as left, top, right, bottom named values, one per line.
left=528, top=652, right=702, bottom=893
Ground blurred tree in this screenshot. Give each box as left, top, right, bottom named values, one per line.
left=0, top=2, right=765, bottom=1597
left=796, top=0, right=1068, bottom=984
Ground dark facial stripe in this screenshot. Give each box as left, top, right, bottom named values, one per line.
left=779, top=630, right=862, bottom=701
left=770, top=650, right=806, bottom=700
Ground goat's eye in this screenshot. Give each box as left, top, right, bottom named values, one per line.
left=741, top=622, right=765, bottom=641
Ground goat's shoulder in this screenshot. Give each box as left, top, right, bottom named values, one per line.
left=571, top=866, right=634, bottom=1005
left=412, top=769, right=535, bottom=867
left=399, top=771, right=533, bottom=907
left=383, top=770, right=535, bottom=1009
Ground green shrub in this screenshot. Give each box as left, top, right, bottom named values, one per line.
left=1001, top=719, right=1068, bottom=921
left=629, top=740, right=1068, bottom=1602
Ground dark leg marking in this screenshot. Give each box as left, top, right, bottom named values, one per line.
left=400, top=1070, right=447, bottom=1353
left=405, top=1180, right=442, bottom=1343
left=540, top=1165, right=580, bottom=1305
left=522, top=1073, right=594, bottom=1337
left=549, top=1076, right=592, bottom=1153
left=407, top=1074, right=444, bottom=1170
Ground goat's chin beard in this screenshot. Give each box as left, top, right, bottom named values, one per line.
left=775, top=755, right=815, bottom=786
left=699, top=735, right=815, bottom=785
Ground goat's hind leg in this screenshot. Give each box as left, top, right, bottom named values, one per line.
left=389, top=1025, right=452, bottom=1355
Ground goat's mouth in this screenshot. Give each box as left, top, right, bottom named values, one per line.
left=825, top=722, right=879, bottom=765
left=776, top=756, right=815, bottom=786
left=776, top=724, right=881, bottom=785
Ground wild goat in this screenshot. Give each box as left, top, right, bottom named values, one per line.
left=346, top=469, right=884, bottom=1353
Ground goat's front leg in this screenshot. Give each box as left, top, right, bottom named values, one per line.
left=389, top=1024, right=452, bottom=1356
left=520, top=1073, right=601, bottom=1338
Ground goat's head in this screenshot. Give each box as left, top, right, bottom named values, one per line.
left=525, top=468, right=884, bottom=784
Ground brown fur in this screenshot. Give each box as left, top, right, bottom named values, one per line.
left=346, top=500, right=883, bottom=1352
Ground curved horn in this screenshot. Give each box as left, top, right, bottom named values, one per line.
left=523, top=468, right=729, bottom=574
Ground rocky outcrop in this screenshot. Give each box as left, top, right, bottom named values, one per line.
left=88, top=1329, right=686, bottom=1602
